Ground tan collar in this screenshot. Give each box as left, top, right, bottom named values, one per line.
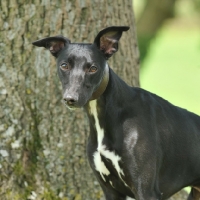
left=90, top=64, right=109, bottom=101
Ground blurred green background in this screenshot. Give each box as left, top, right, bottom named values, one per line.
left=134, top=0, right=200, bottom=115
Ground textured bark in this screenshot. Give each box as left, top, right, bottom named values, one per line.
left=0, top=1, right=139, bottom=200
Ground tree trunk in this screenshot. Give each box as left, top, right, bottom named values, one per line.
left=0, top=1, right=139, bottom=199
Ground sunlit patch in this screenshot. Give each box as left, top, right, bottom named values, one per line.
left=123, top=119, right=138, bottom=151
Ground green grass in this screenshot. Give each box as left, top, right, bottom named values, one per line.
left=140, top=27, right=200, bottom=115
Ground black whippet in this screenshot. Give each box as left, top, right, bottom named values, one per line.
left=33, top=26, right=200, bottom=200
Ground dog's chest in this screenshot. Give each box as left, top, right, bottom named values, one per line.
left=88, top=100, right=128, bottom=187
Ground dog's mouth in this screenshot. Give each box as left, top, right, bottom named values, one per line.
left=63, top=100, right=79, bottom=110
left=63, top=98, right=89, bottom=110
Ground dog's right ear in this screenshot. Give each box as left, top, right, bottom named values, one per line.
left=32, top=35, right=70, bottom=57
left=93, top=26, right=129, bottom=59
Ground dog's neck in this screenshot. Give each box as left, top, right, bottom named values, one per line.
left=90, top=64, right=109, bottom=101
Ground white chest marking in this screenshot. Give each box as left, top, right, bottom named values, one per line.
left=89, top=100, right=110, bottom=181
left=89, top=100, right=127, bottom=186
left=126, top=197, right=134, bottom=200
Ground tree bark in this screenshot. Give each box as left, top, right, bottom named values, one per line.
left=0, top=1, right=139, bottom=199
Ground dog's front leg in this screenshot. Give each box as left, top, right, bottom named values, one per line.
left=128, top=174, right=162, bottom=200
left=123, top=157, right=162, bottom=200
left=91, top=171, right=127, bottom=200
left=101, top=184, right=127, bottom=200
left=136, top=194, right=162, bottom=200
left=130, top=183, right=162, bottom=200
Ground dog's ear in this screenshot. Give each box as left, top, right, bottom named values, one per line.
left=94, top=26, right=129, bottom=59
left=32, top=35, right=70, bottom=57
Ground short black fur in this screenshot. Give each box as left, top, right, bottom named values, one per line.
left=32, top=26, right=200, bottom=200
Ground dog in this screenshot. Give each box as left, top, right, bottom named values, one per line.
left=32, top=26, right=200, bottom=200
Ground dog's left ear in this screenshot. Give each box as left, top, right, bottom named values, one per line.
left=32, top=35, right=70, bottom=57
left=94, top=26, right=129, bottom=59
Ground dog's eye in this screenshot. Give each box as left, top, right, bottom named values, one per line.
left=89, top=65, right=97, bottom=73
left=60, top=63, right=69, bottom=71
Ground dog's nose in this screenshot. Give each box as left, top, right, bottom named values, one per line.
left=63, top=96, right=78, bottom=105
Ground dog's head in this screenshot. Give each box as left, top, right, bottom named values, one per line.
left=32, top=26, right=129, bottom=109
